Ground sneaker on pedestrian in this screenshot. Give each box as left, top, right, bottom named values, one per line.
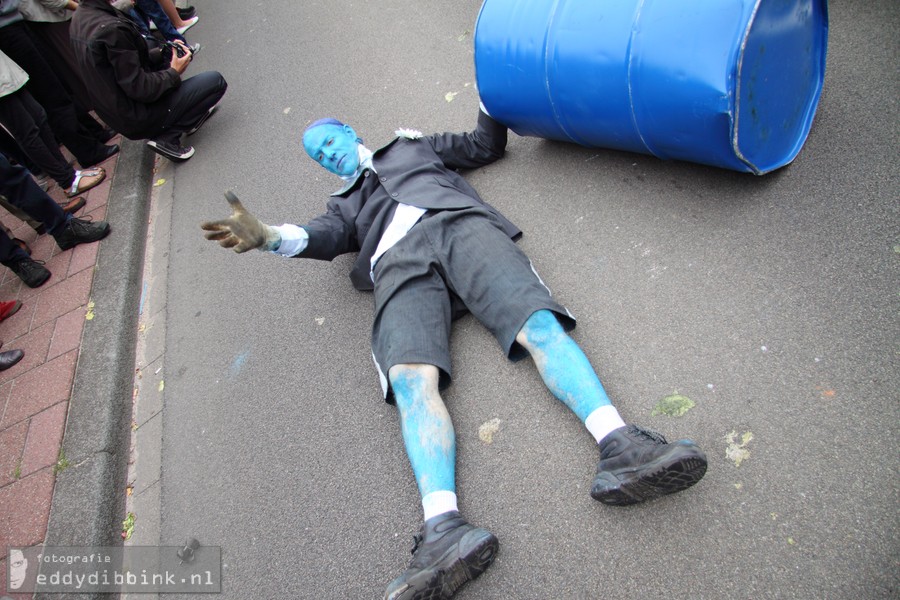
left=146, top=139, right=195, bottom=162
left=384, top=511, right=498, bottom=600
left=0, top=300, right=22, bottom=322
left=9, top=257, right=50, bottom=288
left=187, top=102, right=219, bottom=136
left=176, top=15, right=198, bottom=35
left=53, top=217, right=111, bottom=251
left=591, top=424, right=707, bottom=506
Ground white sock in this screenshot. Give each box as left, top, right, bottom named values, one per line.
left=585, top=405, right=626, bottom=444
left=422, top=490, right=458, bottom=521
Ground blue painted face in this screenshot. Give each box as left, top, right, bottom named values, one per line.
left=302, top=123, right=361, bottom=177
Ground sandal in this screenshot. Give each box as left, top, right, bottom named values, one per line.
left=67, top=167, right=106, bottom=198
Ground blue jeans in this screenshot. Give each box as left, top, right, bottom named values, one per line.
left=131, top=0, right=186, bottom=43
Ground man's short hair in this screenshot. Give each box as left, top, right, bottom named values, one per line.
left=304, top=118, right=362, bottom=144
left=305, top=118, right=345, bottom=133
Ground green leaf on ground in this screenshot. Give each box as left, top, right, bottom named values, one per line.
left=122, top=512, right=136, bottom=541
left=651, top=393, right=695, bottom=417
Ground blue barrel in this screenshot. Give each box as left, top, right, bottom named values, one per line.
left=474, top=0, right=829, bottom=175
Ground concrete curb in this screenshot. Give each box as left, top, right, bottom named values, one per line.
left=37, top=138, right=155, bottom=600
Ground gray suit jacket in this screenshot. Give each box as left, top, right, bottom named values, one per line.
left=298, top=110, right=522, bottom=291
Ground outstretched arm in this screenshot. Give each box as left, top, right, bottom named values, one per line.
left=200, top=191, right=282, bottom=253
left=201, top=191, right=357, bottom=260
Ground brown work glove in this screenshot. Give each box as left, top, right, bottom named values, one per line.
left=200, top=191, right=281, bottom=253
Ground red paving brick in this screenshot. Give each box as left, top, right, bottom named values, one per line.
left=42, top=244, right=74, bottom=279
left=20, top=401, right=67, bottom=477
left=16, top=276, right=48, bottom=303
left=31, top=269, right=92, bottom=329
left=0, top=467, right=55, bottom=549
left=85, top=203, right=107, bottom=222
left=0, top=131, right=117, bottom=574
left=0, top=419, right=28, bottom=487
left=48, top=307, right=86, bottom=361
left=0, top=323, right=53, bottom=383
left=0, top=274, right=23, bottom=300
left=0, top=378, right=11, bottom=421
left=84, top=174, right=113, bottom=207
left=0, top=321, right=54, bottom=386
left=0, top=350, right=77, bottom=429
left=25, top=231, right=57, bottom=264
left=68, top=237, right=101, bottom=277
left=0, top=298, right=35, bottom=342
left=83, top=189, right=108, bottom=214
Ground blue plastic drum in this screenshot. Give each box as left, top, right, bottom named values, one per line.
left=474, top=0, right=829, bottom=174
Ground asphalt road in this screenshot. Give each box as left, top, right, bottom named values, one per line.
left=144, top=1, right=898, bottom=598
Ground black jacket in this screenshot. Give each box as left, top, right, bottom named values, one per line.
left=299, top=110, right=522, bottom=291
left=69, top=0, right=179, bottom=138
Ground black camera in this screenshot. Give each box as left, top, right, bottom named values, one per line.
left=164, top=41, right=193, bottom=59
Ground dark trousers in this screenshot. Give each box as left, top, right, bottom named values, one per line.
left=25, top=19, right=103, bottom=127
left=154, top=71, right=227, bottom=143
left=0, top=153, right=67, bottom=266
left=0, top=20, right=106, bottom=167
left=0, top=89, right=75, bottom=189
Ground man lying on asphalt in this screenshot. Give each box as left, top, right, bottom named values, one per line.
left=201, top=105, right=708, bottom=600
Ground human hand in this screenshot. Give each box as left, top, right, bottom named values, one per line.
left=170, top=41, right=192, bottom=74
left=200, top=191, right=282, bottom=253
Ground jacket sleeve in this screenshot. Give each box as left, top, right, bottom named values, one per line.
left=105, top=29, right=180, bottom=102
left=297, top=199, right=360, bottom=261
left=427, top=109, right=508, bottom=170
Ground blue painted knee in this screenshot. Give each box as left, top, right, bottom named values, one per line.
left=519, top=309, right=565, bottom=350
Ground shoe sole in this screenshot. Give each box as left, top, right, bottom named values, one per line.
left=146, top=141, right=195, bottom=162
left=591, top=443, right=708, bottom=506
left=187, top=103, right=219, bottom=136
left=385, top=529, right=499, bottom=600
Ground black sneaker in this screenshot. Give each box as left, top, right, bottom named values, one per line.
left=591, top=424, right=707, bottom=506
left=146, top=139, right=195, bottom=162
left=53, top=217, right=111, bottom=251
left=9, top=257, right=50, bottom=288
left=384, top=511, right=498, bottom=600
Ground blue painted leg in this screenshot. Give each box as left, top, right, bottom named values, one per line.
left=516, top=309, right=612, bottom=421
left=389, top=364, right=456, bottom=498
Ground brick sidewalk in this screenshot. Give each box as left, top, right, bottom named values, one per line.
left=0, top=141, right=121, bottom=597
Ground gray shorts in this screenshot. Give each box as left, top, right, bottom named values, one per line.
left=370, top=207, right=575, bottom=401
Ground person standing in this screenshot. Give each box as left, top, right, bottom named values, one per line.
left=0, top=151, right=109, bottom=287
left=0, top=48, right=106, bottom=197
left=0, top=0, right=118, bottom=167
